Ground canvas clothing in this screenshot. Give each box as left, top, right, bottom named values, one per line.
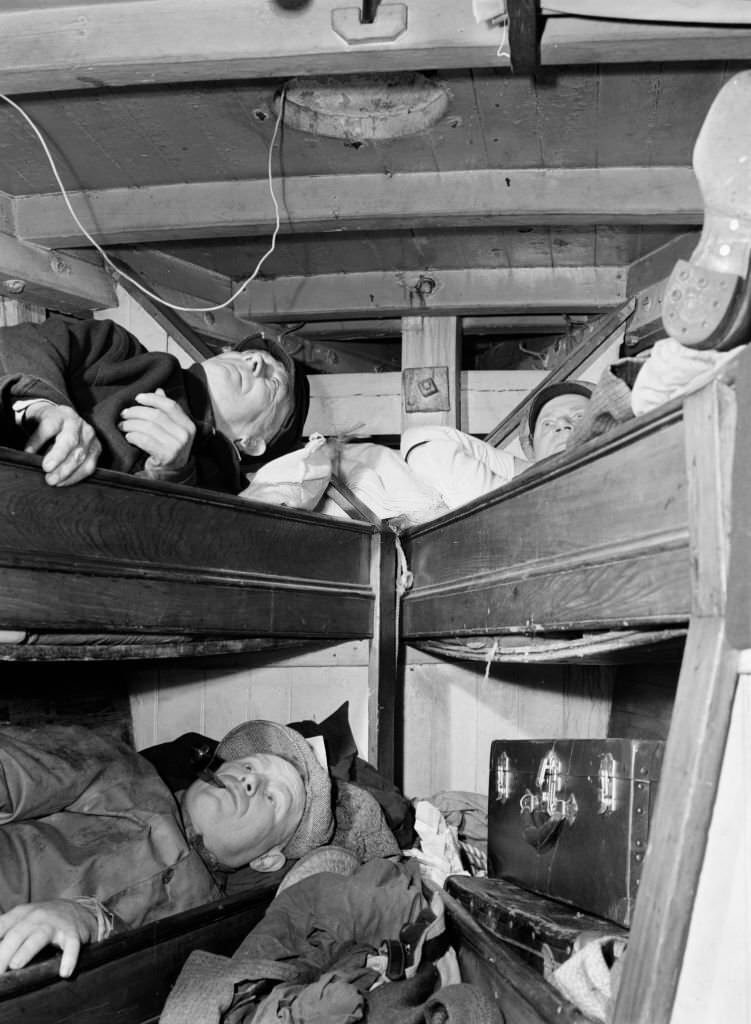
left=402, top=425, right=520, bottom=511
left=0, top=725, right=219, bottom=932
left=159, top=858, right=447, bottom=1024
left=0, top=316, right=245, bottom=493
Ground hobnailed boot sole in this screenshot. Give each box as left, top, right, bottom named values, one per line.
left=662, top=71, right=751, bottom=350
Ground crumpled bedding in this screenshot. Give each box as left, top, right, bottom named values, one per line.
left=159, top=858, right=457, bottom=1024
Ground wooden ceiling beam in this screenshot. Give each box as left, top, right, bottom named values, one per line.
left=541, top=16, right=751, bottom=64
left=288, top=315, right=574, bottom=339
left=0, top=0, right=505, bottom=95
left=13, top=168, right=702, bottom=249
left=0, top=3, right=748, bottom=95
left=0, top=232, right=116, bottom=312
left=234, top=266, right=627, bottom=320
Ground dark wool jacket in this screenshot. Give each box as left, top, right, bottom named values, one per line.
left=0, top=317, right=244, bottom=493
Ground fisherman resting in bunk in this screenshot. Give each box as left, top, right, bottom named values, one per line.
left=320, top=57, right=751, bottom=525
left=0, top=315, right=309, bottom=492
left=0, top=714, right=404, bottom=978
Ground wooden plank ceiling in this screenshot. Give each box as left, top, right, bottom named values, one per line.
left=0, top=1, right=749, bottom=364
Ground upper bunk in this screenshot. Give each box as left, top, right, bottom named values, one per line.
left=0, top=4, right=748, bottom=672
left=398, top=341, right=746, bottom=665
left=0, top=446, right=378, bottom=659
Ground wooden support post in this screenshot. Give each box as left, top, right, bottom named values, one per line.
left=0, top=296, right=45, bottom=327
left=507, top=0, right=540, bottom=75
left=401, top=316, right=461, bottom=434
left=111, top=258, right=215, bottom=362
left=613, top=375, right=739, bottom=1024
left=368, top=528, right=401, bottom=785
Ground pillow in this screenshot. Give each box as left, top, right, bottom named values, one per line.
left=239, top=433, right=332, bottom=510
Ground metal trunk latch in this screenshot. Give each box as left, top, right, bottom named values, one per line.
left=495, top=751, right=511, bottom=802
left=520, top=749, right=577, bottom=824
left=598, top=753, right=618, bottom=814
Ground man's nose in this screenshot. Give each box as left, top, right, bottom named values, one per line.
left=554, top=418, right=574, bottom=432
left=240, top=770, right=259, bottom=794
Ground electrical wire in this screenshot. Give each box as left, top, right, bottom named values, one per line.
left=0, top=90, right=287, bottom=314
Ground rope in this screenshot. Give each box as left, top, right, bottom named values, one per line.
left=392, top=528, right=414, bottom=596
left=483, top=638, right=499, bottom=681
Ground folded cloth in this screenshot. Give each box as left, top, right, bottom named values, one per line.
left=239, top=433, right=332, bottom=510
left=318, top=441, right=448, bottom=525
left=403, top=799, right=467, bottom=890
left=550, top=933, right=628, bottom=1024
left=630, top=337, right=738, bottom=417
left=423, top=983, right=505, bottom=1024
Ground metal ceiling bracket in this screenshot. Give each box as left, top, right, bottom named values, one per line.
left=331, top=3, right=408, bottom=44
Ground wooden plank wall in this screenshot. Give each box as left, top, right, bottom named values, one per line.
left=402, top=648, right=613, bottom=797
left=128, top=641, right=373, bottom=756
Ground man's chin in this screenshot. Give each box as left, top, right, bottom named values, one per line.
left=540, top=441, right=568, bottom=459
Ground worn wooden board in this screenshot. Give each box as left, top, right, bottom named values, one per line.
left=0, top=884, right=275, bottom=1024
left=0, top=449, right=375, bottom=638
left=401, top=400, right=690, bottom=637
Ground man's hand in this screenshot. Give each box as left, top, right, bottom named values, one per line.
left=118, top=389, right=196, bottom=471
left=0, top=900, right=98, bottom=978
left=23, top=402, right=102, bottom=487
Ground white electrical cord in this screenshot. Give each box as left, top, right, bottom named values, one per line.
left=0, top=90, right=286, bottom=314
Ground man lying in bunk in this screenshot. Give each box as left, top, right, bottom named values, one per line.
left=0, top=314, right=309, bottom=492
left=0, top=719, right=335, bottom=978
left=395, top=379, right=594, bottom=514
left=399, top=334, right=739, bottom=518
left=320, top=321, right=735, bottom=526
left=299, top=379, right=594, bottom=526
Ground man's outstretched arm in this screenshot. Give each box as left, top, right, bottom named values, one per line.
left=0, top=898, right=114, bottom=977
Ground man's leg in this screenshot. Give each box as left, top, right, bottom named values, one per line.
left=662, top=71, right=751, bottom=351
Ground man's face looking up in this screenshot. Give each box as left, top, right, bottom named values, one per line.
left=532, top=393, right=591, bottom=461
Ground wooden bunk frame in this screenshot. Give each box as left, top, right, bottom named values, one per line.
left=0, top=347, right=744, bottom=1024
left=0, top=445, right=376, bottom=642
left=0, top=347, right=747, bottom=1024
left=399, top=347, right=747, bottom=1024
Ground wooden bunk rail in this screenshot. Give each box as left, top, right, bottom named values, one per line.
left=400, top=398, right=690, bottom=638
left=0, top=882, right=277, bottom=1024
left=0, top=449, right=376, bottom=638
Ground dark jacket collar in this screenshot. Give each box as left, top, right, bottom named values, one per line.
left=183, top=363, right=245, bottom=494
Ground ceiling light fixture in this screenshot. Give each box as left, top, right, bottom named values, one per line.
left=275, top=72, right=450, bottom=142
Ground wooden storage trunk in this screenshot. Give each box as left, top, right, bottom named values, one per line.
left=445, top=875, right=627, bottom=972
left=488, top=739, right=664, bottom=926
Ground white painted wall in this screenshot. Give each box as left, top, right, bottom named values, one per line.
left=129, top=641, right=371, bottom=757
left=401, top=648, right=613, bottom=798
left=95, top=282, right=193, bottom=366
left=671, top=676, right=751, bottom=1024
